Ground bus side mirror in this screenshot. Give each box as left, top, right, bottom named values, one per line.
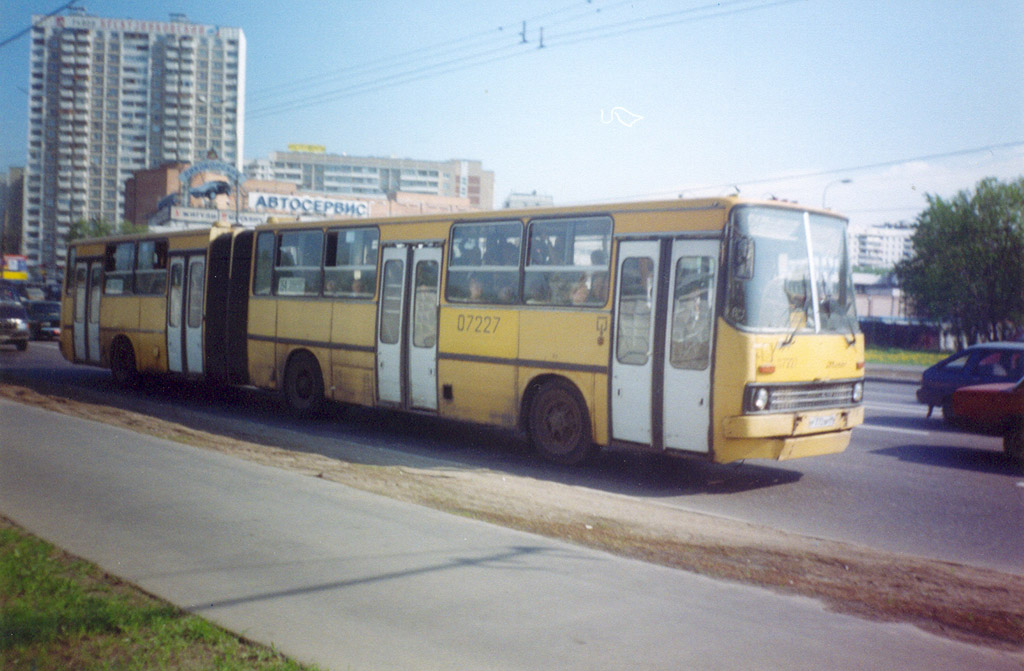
left=732, top=236, right=754, bottom=280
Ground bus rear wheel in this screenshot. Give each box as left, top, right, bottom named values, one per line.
left=283, top=352, right=324, bottom=417
left=110, top=339, right=139, bottom=387
left=529, top=380, right=593, bottom=466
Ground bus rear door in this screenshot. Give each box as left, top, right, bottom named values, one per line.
left=73, top=261, right=102, bottom=364
left=376, top=244, right=442, bottom=410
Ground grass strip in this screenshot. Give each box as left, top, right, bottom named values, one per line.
left=0, top=520, right=319, bottom=671
left=865, top=346, right=947, bottom=367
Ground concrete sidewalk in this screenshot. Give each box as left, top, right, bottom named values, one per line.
left=3, top=399, right=1021, bottom=671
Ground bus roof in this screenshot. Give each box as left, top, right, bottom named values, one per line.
left=258, top=196, right=846, bottom=234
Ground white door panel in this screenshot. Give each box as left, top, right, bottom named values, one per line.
left=87, top=264, right=102, bottom=363
left=73, top=262, right=88, bottom=361
left=376, top=248, right=407, bottom=405
left=167, top=258, right=184, bottom=373
left=611, top=241, right=660, bottom=444
left=662, top=239, right=717, bottom=452
left=185, top=256, right=205, bottom=375
left=408, top=248, right=441, bottom=410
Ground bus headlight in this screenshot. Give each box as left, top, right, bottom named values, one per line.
left=750, top=387, right=770, bottom=412
left=852, top=381, right=864, bottom=404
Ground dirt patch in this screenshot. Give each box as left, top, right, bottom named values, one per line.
left=3, top=382, right=1023, bottom=651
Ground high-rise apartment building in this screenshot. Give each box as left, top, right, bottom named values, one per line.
left=23, top=10, right=245, bottom=278
left=245, top=149, right=494, bottom=210
left=849, top=222, right=916, bottom=270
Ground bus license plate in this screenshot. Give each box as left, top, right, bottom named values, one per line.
left=808, top=414, right=836, bottom=429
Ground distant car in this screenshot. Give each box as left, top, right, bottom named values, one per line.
left=25, top=300, right=62, bottom=340
left=0, top=300, right=30, bottom=351
left=916, top=342, right=1024, bottom=422
left=952, top=377, right=1024, bottom=468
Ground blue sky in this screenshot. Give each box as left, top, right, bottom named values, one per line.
left=2, top=0, right=1022, bottom=230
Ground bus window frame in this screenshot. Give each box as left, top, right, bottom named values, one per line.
left=135, top=238, right=169, bottom=296
left=324, top=226, right=379, bottom=299
left=524, top=215, right=612, bottom=307
left=445, top=220, right=524, bottom=305
left=65, top=247, right=77, bottom=293
left=103, top=241, right=135, bottom=296
left=273, top=228, right=325, bottom=297
left=253, top=231, right=275, bottom=296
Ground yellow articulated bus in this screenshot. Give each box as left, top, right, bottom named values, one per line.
left=61, top=197, right=864, bottom=465
left=60, top=222, right=253, bottom=386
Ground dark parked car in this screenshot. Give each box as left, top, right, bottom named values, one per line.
left=25, top=300, right=62, bottom=340
left=952, top=377, right=1024, bottom=468
left=0, top=300, right=30, bottom=351
left=916, top=342, right=1024, bottom=421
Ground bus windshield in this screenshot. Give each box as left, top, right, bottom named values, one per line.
left=726, top=206, right=857, bottom=335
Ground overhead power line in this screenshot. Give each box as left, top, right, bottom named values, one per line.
left=0, top=0, right=79, bottom=49
left=604, top=140, right=1024, bottom=203
left=247, top=0, right=794, bottom=121
left=247, top=0, right=604, bottom=105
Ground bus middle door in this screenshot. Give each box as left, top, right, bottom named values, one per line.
left=168, top=254, right=206, bottom=376
left=376, top=245, right=442, bottom=410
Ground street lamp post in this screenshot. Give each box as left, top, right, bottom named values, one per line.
left=822, top=178, right=852, bottom=208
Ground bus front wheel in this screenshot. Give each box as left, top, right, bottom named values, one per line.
left=283, top=352, right=324, bottom=417
left=529, top=380, right=593, bottom=466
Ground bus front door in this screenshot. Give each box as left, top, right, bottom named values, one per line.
left=661, top=239, right=717, bottom=452
left=73, top=261, right=102, bottom=364
left=611, top=238, right=716, bottom=452
left=376, top=245, right=442, bottom=410
left=168, top=254, right=206, bottom=375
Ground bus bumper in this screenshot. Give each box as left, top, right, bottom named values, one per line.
left=717, top=405, right=864, bottom=462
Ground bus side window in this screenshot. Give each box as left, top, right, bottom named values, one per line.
left=446, top=221, right=522, bottom=304
left=136, top=239, right=168, bottom=295
left=104, top=242, right=135, bottom=295
left=324, top=227, right=379, bottom=298
left=525, top=216, right=611, bottom=306
left=253, top=232, right=275, bottom=295
left=275, top=230, right=323, bottom=296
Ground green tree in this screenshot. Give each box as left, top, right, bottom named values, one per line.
left=896, top=176, right=1024, bottom=346
left=66, top=217, right=148, bottom=243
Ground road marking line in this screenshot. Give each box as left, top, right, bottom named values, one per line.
left=864, top=402, right=927, bottom=415
left=857, top=424, right=933, bottom=437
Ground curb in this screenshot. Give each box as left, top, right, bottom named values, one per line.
left=864, top=365, right=924, bottom=385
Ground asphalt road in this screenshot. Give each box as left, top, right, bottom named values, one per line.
left=624, top=378, right=1024, bottom=574
left=3, top=396, right=1022, bottom=671
left=3, top=342, right=1023, bottom=575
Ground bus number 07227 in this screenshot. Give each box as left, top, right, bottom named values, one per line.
left=456, top=314, right=501, bottom=334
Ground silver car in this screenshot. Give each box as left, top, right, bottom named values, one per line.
left=0, top=300, right=30, bottom=351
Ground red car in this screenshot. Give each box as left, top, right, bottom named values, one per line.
left=952, top=377, right=1024, bottom=468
